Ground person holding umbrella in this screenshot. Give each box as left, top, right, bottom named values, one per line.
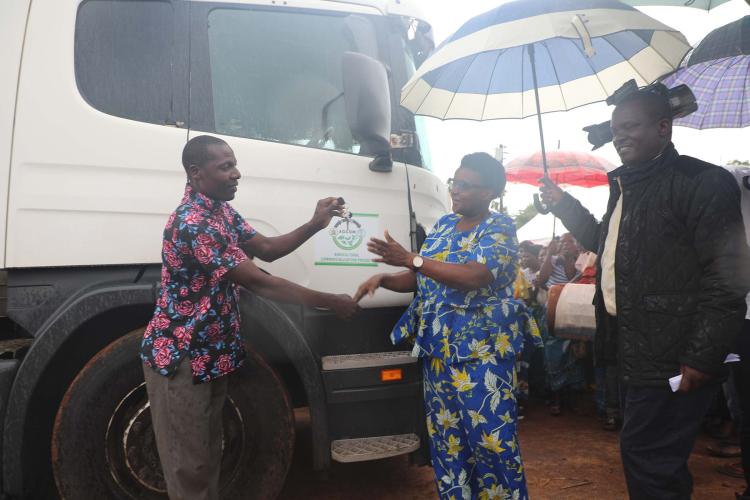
left=661, top=16, right=750, bottom=496
left=355, top=153, right=542, bottom=500
left=539, top=84, right=750, bottom=499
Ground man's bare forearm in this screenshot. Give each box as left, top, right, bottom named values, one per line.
left=537, top=253, right=554, bottom=286
left=250, top=273, right=330, bottom=307
left=227, top=260, right=329, bottom=307
left=244, top=221, right=319, bottom=262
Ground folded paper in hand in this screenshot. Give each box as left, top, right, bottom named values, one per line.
left=669, top=353, right=740, bottom=393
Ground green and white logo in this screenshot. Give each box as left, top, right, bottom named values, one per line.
left=314, top=212, right=378, bottom=267
left=329, top=218, right=365, bottom=251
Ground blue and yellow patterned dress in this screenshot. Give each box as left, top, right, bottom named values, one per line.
left=391, top=212, right=542, bottom=500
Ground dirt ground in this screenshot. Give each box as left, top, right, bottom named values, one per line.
left=279, top=404, right=746, bottom=499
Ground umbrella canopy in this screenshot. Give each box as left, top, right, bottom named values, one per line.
left=505, top=150, right=615, bottom=187
left=620, top=0, right=732, bottom=10
left=662, top=16, right=750, bottom=129
left=400, top=0, right=691, bottom=121
left=687, top=15, right=749, bottom=63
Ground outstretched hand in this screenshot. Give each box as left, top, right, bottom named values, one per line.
left=368, top=230, right=412, bottom=267
left=311, top=197, right=345, bottom=230
left=354, top=274, right=384, bottom=302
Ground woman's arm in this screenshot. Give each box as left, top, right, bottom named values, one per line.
left=415, top=259, right=492, bottom=291
left=382, top=271, right=418, bottom=292
left=366, top=229, right=506, bottom=292
left=353, top=270, right=417, bottom=302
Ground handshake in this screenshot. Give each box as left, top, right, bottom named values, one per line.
left=321, top=271, right=390, bottom=320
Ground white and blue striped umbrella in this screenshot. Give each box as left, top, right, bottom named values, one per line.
left=401, top=0, right=692, bottom=121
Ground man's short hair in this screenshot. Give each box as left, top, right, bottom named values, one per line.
left=617, top=90, right=672, bottom=123
left=459, top=152, right=506, bottom=197
left=182, top=135, right=228, bottom=172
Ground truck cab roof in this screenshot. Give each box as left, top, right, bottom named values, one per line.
left=188, top=0, right=429, bottom=23
left=323, top=0, right=428, bottom=20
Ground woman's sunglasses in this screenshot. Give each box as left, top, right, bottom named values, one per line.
left=447, top=178, right=484, bottom=192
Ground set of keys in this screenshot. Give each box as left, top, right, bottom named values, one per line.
left=337, top=197, right=352, bottom=220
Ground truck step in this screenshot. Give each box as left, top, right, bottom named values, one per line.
left=331, top=433, right=420, bottom=463
left=321, top=351, right=416, bottom=371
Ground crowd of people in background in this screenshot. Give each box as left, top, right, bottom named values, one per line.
left=514, top=228, right=750, bottom=487
left=513, top=234, right=604, bottom=421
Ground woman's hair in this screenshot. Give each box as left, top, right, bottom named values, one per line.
left=459, top=152, right=506, bottom=197
left=519, top=240, right=541, bottom=257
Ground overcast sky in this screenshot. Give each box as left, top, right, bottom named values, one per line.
left=419, top=0, right=750, bottom=216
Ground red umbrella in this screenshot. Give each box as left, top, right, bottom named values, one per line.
left=505, top=151, right=614, bottom=188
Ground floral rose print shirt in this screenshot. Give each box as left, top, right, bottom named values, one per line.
left=141, top=184, right=256, bottom=384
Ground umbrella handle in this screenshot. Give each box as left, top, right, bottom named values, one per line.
left=534, top=175, right=556, bottom=215
left=533, top=193, right=552, bottom=215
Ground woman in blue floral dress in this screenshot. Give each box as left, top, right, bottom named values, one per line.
left=355, top=153, right=542, bottom=500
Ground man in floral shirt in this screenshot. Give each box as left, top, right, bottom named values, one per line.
left=142, top=135, right=358, bottom=500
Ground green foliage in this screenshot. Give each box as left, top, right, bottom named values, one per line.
left=513, top=203, right=537, bottom=229
left=727, top=159, right=750, bottom=166
left=490, top=198, right=505, bottom=214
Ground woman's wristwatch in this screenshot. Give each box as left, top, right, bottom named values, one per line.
left=411, top=254, right=424, bottom=272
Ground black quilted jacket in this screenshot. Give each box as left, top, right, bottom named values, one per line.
left=552, top=144, right=750, bottom=386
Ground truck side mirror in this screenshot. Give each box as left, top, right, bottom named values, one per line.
left=342, top=52, right=392, bottom=172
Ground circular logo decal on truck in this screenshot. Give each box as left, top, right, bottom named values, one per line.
left=329, top=218, right=365, bottom=251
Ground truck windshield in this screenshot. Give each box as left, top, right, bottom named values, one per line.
left=207, top=9, right=358, bottom=153
left=203, top=6, right=430, bottom=169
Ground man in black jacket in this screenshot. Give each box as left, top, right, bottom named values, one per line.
left=540, top=90, right=750, bottom=500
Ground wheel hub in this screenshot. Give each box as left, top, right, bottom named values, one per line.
left=105, top=383, right=247, bottom=497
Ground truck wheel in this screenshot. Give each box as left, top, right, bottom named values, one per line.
left=52, top=328, right=294, bottom=499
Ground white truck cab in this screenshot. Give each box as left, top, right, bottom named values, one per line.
left=0, top=1, right=448, bottom=498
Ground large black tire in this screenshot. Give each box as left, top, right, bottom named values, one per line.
left=52, top=328, right=294, bottom=499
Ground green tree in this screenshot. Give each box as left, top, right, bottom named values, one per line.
left=490, top=197, right=506, bottom=214
left=728, top=159, right=750, bottom=166
left=513, top=203, right=537, bottom=229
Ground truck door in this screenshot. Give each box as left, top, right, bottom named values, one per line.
left=186, top=3, right=413, bottom=303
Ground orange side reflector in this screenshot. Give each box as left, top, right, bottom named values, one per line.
left=381, top=368, right=403, bottom=382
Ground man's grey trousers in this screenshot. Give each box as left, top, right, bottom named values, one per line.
left=143, top=360, right=228, bottom=500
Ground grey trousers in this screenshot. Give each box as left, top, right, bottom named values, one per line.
left=143, top=360, right=228, bottom=500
